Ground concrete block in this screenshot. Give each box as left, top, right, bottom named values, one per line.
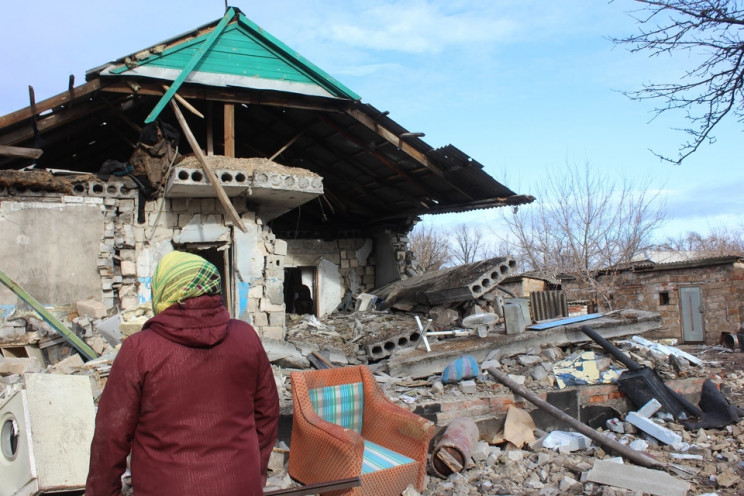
left=636, top=398, right=662, bottom=418
left=541, top=431, right=592, bottom=453
left=504, top=302, right=526, bottom=334
left=120, top=260, right=137, bottom=277
left=77, top=298, right=107, bottom=319
left=268, top=312, right=285, bottom=327
left=253, top=312, right=269, bottom=327
left=460, top=379, right=477, bottom=394
left=273, top=239, right=287, bottom=256
left=262, top=326, right=285, bottom=341
left=259, top=299, right=285, bottom=313
left=268, top=449, right=287, bottom=472
left=625, top=412, right=683, bottom=449
left=586, top=459, right=690, bottom=496
left=354, top=293, right=378, bottom=311
left=0, top=357, right=43, bottom=374
left=471, top=440, right=490, bottom=462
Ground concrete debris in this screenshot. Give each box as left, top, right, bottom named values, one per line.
left=625, top=411, right=684, bottom=449
left=586, top=459, right=691, bottom=496
left=2, top=274, right=744, bottom=496
left=541, top=431, right=592, bottom=453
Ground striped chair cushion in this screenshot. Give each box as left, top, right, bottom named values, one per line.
left=362, top=440, right=415, bottom=474
left=309, top=382, right=364, bottom=432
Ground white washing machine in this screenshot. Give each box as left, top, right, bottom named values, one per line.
left=0, top=373, right=95, bottom=496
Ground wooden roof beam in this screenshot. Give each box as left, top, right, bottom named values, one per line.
left=0, top=97, right=110, bottom=147
left=0, top=145, right=43, bottom=159
left=319, top=114, right=442, bottom=200
left=0, top=79, right=102, bottom=130
left=101, top=81, right=348, bottom=113
left=345, top=106, right=475, bottom=201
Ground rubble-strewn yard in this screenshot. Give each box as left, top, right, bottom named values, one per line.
left=2, top=302, right=743, bottom=495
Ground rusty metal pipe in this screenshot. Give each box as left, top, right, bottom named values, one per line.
left=487, top=366, right=664, bottom=469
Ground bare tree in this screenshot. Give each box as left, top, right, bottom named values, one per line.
left=501, top=162, right=666, bottom=309
left=614, top=0, right=744, bottom=164
left=658, top=225, right=744, bottom=255
left=449, top=224, right=489, bottom=265
left=409, top=223, right=451, bottom=272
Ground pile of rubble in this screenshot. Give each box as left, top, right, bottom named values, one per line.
left=3, top=263, right=744, bottom=494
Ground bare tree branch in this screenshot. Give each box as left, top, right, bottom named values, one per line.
left=409, top=223, right=452, bottom=272
left=614, top=0, right=744, bottom=164
left=501, top=162, right=666, bottom=309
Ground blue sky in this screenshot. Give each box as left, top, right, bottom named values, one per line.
left=1, top=1, right=741, bottom=243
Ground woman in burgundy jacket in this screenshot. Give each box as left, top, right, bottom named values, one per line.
left=86, top=251, right=279, bottom=496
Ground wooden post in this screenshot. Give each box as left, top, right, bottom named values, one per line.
left=224, top=103, right=235, bottom=157
left=206, top=101, right=214, bottom=156
left=169, top=99, right=247, bottom=232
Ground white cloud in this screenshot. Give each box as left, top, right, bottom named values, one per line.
left=323, top=1, right=522, bottom=54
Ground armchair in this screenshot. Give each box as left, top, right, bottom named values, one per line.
left=289, top=365, right=435, bottom=496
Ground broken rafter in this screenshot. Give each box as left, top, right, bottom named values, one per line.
left=145, top=8, right=236, bottom=124
left=0, top=96, right=110, bottom=147
left=263, top=477, right=361, bottom=496
left=162, top=84, right=204, bottom=118
left=169, top=98, right=247, bottom=232
left=269, top=127, right=308, bottom=161
left=487, top=367, right=664, bottom=469
left=0, top=79, right=102, bottom=130
left=0, top=145, right=43, bottom=159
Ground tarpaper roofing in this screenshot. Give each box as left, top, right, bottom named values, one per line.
left=0, top=7, right=533, bottom=237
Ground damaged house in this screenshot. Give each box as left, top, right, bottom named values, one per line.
left=561, top=251, right=744, bottom=346
left=0, top=7, right=533, bottom=345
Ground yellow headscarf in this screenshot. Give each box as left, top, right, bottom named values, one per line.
left=151, top=251, right=222, bottom=314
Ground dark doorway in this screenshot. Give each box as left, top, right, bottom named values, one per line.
left=284, top=267, right=315, bottom=315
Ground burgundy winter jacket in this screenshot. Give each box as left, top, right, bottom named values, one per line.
left=85, top=295, right=279, bottom=496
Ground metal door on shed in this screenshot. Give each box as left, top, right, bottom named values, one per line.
left=680, top=286, right=704, bottom=343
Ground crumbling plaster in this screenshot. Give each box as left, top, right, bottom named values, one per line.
left=0, top=178, right=420, bottom=342
left=0, top=199, right=104, bottom=307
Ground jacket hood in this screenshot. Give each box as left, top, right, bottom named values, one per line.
left=142, top=294, right=230, bottom=348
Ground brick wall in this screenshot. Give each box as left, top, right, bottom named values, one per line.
left=566, top=263, right=744, bottom=345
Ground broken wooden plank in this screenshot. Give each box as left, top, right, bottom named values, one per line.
left=263, top=476, right=361, bottom=496
left=308, top=351, right=335, bottom=370
left=0, top=268, right=98, bottom=361
left=145, top=8, right=235, bottom=123
left=0, top=79, right=102, bottom=130
left=169, top=98, right=247, bottom=232
left=0, top=145, right=43, bottom=159
left=162, top=84, right=204, bottom=118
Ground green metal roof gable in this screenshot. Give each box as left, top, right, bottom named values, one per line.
left=105, top=10, right=359, bottom=101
